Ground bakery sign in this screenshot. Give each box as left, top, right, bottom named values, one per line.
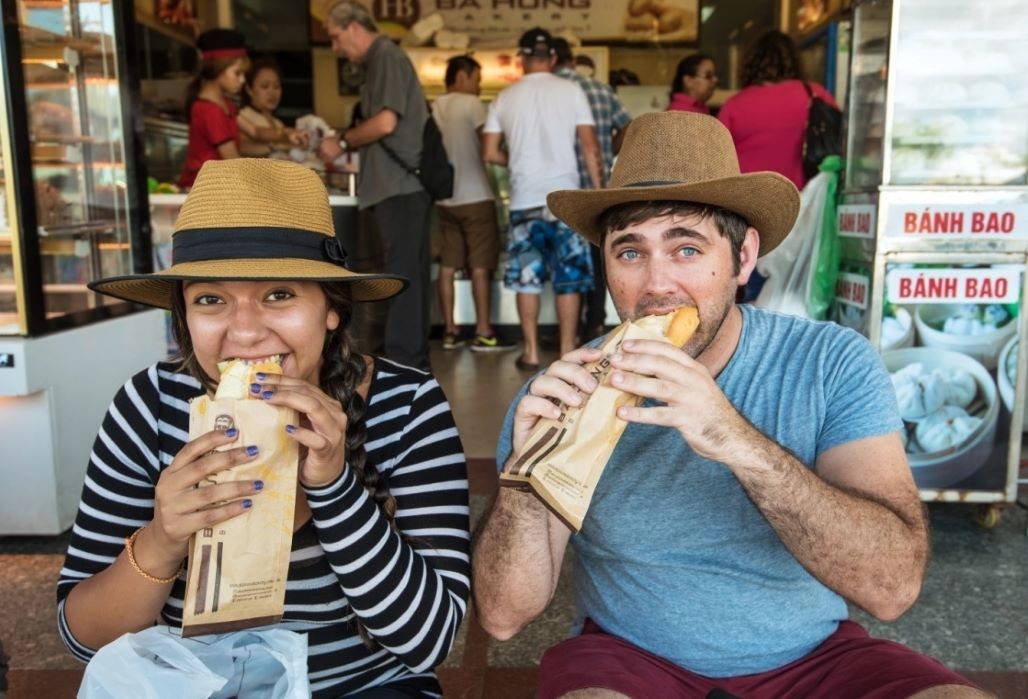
left=835, top=271, right=870, bottom=309
left=886, top=268, right=1020, bottom=304
left=310, top=0, right=699, bottom=43
left=884, top=203, right=1028, bottom=239
left=837, top=204, right=876, bottom=239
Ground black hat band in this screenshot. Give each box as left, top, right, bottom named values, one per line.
left=173, top=227, right=349, bottom=268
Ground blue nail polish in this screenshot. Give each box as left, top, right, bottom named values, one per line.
left=285, top=424, right=295, bottom=434
left=254, top=480, right=264, bottom=491
left=242, top=499, right=253, bottom=509
left=261, top=390, right=274, bottom=400
left=249, top=383, right=261, bottom=393
left=246, top=445, right=259, bottom=457
left=225, top=427, right=238, bottom=438
left=255, top=372, right=266, bottom=381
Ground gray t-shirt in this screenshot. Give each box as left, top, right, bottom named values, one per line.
left=496, top=304, right=903, bottom=676
left=358, top=35, right=426, bottom=209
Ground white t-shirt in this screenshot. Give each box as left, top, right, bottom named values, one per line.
left=484, top=72, right=595, bottom=211
left=432, top=92, right=494, bottom=207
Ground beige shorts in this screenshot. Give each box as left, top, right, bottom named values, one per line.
left=437, top=200, right=501, bottom=270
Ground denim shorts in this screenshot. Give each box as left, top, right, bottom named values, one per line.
left=503, top=206, right=594, bottom=295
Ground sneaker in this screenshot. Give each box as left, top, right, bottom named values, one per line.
left=470, top=333, right=517, bottom=353
left=441, top=332, right=465, bottom=350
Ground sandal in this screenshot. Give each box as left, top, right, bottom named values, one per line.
left=515, top=355, right=540, bottom=371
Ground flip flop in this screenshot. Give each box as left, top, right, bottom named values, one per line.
left=515, top=355, right=540, bottom=371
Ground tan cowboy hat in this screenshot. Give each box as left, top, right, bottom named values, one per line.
left=89, top=158, right=407, bottom=309
left=547, top=112, right=800, bottom=256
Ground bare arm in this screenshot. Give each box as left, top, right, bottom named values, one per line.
left=611, top=339, right=928, bottom=621
left=63, top=432, right=261, bottom=650
left=481, top=131, right=508, bottom=166
left=215, top=140, right=241, bottom=160
left=576, top=124, right=603, bottom=189
left=342, top=108, right=398, bottom=149
left=472, top=347, right=603, bottom=639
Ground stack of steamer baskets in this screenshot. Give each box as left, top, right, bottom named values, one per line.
left=882, top=301, right=1019, bottom=488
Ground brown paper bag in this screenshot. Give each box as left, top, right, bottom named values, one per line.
left=500, top=310, right=697, bottom=532
left=181, top=397, right=298, bottom=637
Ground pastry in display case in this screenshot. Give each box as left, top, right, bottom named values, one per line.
left=0, top=0, right=150, bottom=334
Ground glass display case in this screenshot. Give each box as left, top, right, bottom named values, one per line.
left=835, top=0, right=1028, bottom=516
left=0, top=0, right=165, bottom=535
left=845, top=0, right=1028, bottom=189
left=0, top=0, right=151, bottom=336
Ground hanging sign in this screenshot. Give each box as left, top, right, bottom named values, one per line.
left=310, top=0, right=699, bottom=43
left=835, top=271, right=870, bottom=309
left=886, top=267, right=1020, bottom=304
left=884, top=203, right=1028, bottom=239
left=837, top=204, right=876, bottom=239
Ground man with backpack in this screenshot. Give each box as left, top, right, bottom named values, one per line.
left=319, top=0, right=433, bottom=369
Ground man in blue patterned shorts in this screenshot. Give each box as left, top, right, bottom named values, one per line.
left=483, top=27, right=603, bottom=370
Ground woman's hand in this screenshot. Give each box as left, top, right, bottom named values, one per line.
left=287, top=129, right=310, bottom=148
left=510, top=346, right=604, bottom=457
left=251, top=374, right=348, bottom=488
left=148, top=428, right=263, bottom=567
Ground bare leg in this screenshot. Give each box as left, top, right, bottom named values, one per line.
left=437, top=265, right=458, bottom=335
left=556, top=292, right=581, bottom=355
left=470, top=267, right=494, bottom=336
left=517, top=292, right=541, bottom=364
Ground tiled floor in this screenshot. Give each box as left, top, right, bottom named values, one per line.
left=1, top=339, right=1027, bottom=698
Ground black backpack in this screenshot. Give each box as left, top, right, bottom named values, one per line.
left=378, top=115, right=454, bottom=201
left=801, top=82, right=843, bottom=180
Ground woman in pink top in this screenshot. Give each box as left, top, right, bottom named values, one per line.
left=718, top=31, right=838, bottom=190
left=666, top=53, right=718, bottom=115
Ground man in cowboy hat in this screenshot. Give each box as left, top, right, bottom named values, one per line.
left=472, top=113, right=985, bottom=697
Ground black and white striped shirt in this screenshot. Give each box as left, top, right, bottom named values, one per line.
left=57, top=358, right=470, bottom=697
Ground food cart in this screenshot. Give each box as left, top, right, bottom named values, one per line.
left=834, top=0, right=1028, bottom=525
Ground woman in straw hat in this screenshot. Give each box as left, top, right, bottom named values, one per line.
left=58, top=159, right=470, bottom=697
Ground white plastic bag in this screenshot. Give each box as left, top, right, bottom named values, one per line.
left=754, top=171, right=832, bottom=318
left=78, top=626, right=309, bottom=699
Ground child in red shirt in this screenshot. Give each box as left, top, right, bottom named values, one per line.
left=179, top=29, right=248, bottom=189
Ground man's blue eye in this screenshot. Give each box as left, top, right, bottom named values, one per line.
left=679, top=247, right=698, bottom=257
left=621, top=250, right=639, bottom=260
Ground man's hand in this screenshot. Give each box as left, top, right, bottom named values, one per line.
left=608, top=338, right=749, bottom=463
left=319, top=134, right=345, bottom=162
left=510, top=346, right=604, bottom=456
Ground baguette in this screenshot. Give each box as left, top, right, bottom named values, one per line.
left=634, top=306, right=699, bottom=347
left=215, top=355, right=284, bottom=400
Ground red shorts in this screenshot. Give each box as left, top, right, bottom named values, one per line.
left=537, top=619, right=979, bottom=699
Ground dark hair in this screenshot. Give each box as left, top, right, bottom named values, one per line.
left=552, top=37, right=574, bottom=66
left=670, top=53, right=713, bottom=98
left=184, top=55, right=247, bottom=114
left=444, top=55, right=481, bottom=87
left=241, top=57, right=283, bottom=109
left=741, top=30, right=803, bottom=87
left=598, top=201, right=750, bottom=274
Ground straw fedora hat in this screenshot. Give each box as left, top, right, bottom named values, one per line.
left=89, top=159, right=407, bottom=309
left=547, top=112, right=800, bottom=256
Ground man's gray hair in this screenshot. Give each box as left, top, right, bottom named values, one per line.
left=327, top=1, right=378, bottom=33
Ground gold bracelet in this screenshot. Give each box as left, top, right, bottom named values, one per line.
left=124, top=527, right=182, bottom=584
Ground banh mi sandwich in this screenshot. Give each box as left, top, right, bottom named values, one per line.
left=214, top=355, right=283, bottom=400
left=634, top=306, right=699, bottom=347
left=498, top=305, right=701, bottom=532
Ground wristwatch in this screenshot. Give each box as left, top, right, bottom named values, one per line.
left=338, top=133, right=349, bottom=151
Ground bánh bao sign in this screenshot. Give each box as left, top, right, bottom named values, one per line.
left=884, top=203, right=1028, bottom=239
left=886, top=268, right=1020, bottom=304
left=310, top=0, right=699, bottom=43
